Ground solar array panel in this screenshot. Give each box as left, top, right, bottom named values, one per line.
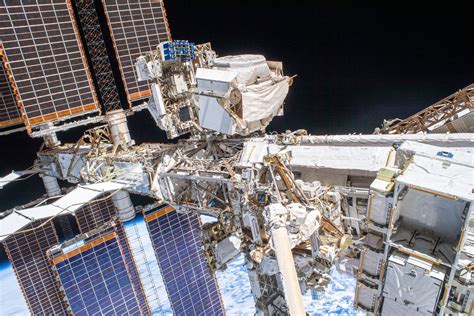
left=0, top=0, right=99, bottom=128
left=115, top=221, right=149, bottom=312
left=73, top=195, right=149, bottom=313
left=144, top=205, right=225, bottom=315
left=0, top=42, right=21, bottom=127
left=74, top=195, right=117, bottom=234
left=3, top=219, right=67, bottom=314
left=49, top=223, right=144, bottom=315
left=104, top=0, right=171, bottom=101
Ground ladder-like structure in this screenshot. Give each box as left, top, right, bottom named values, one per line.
left=72, top=0, right=123, bottom=112
left=376, top=84, right=474, bottom=134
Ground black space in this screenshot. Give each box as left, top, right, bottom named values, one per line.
left=0, top=1, right=473, bottom=210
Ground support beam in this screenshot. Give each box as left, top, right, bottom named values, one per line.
left=271, top=226, right=306, bottom=315
left=265, top=203, right=306, bottom=315
left=299, top=133, right=474, bottom=147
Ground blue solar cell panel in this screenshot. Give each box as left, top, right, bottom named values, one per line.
left=49, top=223, right=145, bottom=315
left=73, top=196, right=149, bottom=312
left=115, top=222, right=149, bottom=311
left=144, top=206, right=225, bottom=315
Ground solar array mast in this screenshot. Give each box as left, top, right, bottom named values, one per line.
left=0, top=1, right=184, bottom=313
left=0, top=0, right=171, bottom=136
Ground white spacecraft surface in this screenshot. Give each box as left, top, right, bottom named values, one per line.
left=0, top=1, right=473, bottom=316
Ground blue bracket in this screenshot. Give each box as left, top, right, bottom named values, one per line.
left=436, top=151, right=453, bottom=158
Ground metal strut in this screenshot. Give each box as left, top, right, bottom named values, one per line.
left=376, top=84, right=474, bottom=134
left=71, top=0, right=123, bottom=112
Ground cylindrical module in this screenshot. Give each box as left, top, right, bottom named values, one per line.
left=40, top=122, right=60, bottom=148
left=272, top=226, right=306, bottom=315
left=41, top=175, right=61, bottom=197
left=111, top=190, right=135, bottom=222
left=106, top=109, right=133, bottom=147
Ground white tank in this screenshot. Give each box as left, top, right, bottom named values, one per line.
left=213, top=54, right=271, bottom=85
left=106, top=109, right=133, bottom=147
left=111, top=190, right=135, bottom=222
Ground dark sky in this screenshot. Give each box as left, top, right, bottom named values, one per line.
left=165, top=1, right=473, bottom=133
left=0, top=1, right=473, bottom=209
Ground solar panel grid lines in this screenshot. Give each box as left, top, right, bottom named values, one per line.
left=3, top=218, right=67, bottom=315
left=103, top=0, right=171, bottom=101
left=73, top=194, right=117, bottom=234
left=160, top=0, right=172, bottom=44
left=116, top=220, right=151, bottom=315
left=0, top=42, right=22, bottom=127
left=48, top=223, right=144, bottom=315
left=144, top=206, right=226, bottom=315
left=64, top=0, right=102, bottom=114
left=0, top=0, right=100, bottom=130
left=72, top=195, right=150, bottom=315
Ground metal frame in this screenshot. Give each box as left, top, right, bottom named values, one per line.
left=377, top=84, right=474, bottom=134
left=72, top=0, right=123, bottom=112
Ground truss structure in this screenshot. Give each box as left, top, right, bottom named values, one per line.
left=376, top=84, right=474, bottom=134
left=0, top=2, right=472, bottom=315
left=72, top=0, right=123, bottom=112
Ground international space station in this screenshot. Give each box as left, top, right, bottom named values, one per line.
left=0, top=1, right=472, bottom=315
